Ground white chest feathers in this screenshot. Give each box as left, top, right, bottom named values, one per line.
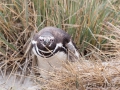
left=35, top=51, right=67, bottom=79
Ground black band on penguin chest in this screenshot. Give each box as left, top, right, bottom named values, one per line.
left=38, top=46, right=67, bottom=58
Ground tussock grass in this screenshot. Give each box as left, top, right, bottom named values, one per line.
left=40, top=60, right=120, bottom=90
left=0, top=0, right=120, bottom=89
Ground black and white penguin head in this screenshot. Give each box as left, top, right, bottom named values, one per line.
left=31, top=27, right=79, bottom=60
left=37, top=32, right=56, bottom=50
left=32, top=33, right=57, bottom=58
left=39, top=32, right=54, bottom=46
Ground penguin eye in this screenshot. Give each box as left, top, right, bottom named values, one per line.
left=40, top=39, right=44, bottom=41
left=50, top=39, right=54, bottom=41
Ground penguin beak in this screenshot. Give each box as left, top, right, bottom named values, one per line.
left=43, top=39, right=50, bottom=47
